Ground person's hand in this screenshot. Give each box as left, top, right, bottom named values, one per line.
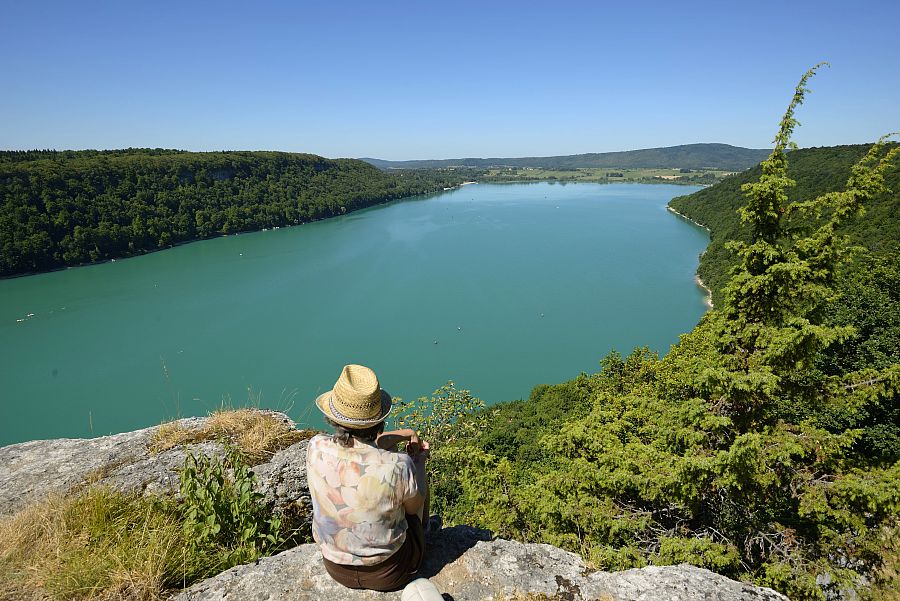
left=419, top=440, right=430, bottom=459
left=405, top=431, right=421, bottom=456
left=408, top=439, right=430, bottom=461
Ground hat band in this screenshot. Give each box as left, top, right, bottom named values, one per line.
left=329, top=396, right=382, bottom=425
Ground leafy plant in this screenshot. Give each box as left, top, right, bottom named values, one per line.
left=178, top=444, right=284, bottom=564
left=392, top=381, right=491, bottom=446
left=391, top=382, right=498, bottom=520
left=0, top=437, right=302, bottom=600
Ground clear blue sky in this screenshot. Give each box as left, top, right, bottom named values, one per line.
left=2, top=0, right=897, bottom=160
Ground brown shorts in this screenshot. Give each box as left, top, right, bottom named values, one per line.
left=322, top=514, right=425, bottom=592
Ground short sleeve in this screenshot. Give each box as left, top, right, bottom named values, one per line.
left=397, top=454, right=419, bottom=502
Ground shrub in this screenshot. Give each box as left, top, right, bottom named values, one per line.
left=178, top=444, right=287, bottom=565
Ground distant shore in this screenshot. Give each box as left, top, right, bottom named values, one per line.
left=443, top=181, right=478, bottom=190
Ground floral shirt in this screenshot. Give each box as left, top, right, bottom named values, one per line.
left=306, top=434, right=419, bottom=566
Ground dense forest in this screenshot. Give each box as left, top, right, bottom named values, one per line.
left=399, top=71, right=900, bottom=601
left=0, top=149, right=466, bottom=277
left=362, top=143, right=770, bottom=171
left=669, top=144, right=900, bottom=305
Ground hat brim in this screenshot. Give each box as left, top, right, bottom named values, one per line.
left=315, top=388, right=392, bottom=429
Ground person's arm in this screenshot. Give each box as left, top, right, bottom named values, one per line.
left=376, top=428, right=419, bottom=452
left=401, top=450, right=429, bottom=520
left=402, top=487, right=425, bottom=517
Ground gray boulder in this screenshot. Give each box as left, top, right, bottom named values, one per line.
left=0, top=412, right=308, bottom=518
left=253, top=438, right=312, bottom=517
left=172, top=525, right=788, bottom=601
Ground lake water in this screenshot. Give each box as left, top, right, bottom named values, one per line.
left=0, top=183, right=709, bottom=445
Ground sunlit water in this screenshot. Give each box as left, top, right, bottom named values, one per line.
left=0, top=183, right=709, bottom=445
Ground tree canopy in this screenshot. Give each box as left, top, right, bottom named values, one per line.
left=0, top=149, right=466, bottom=276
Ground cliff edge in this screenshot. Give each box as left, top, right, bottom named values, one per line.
left=0, top=411, right=787, bottom=601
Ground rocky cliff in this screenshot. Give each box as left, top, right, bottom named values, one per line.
left=0, top=411, right=787, bottom=601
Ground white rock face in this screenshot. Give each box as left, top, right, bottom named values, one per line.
left=172, top=526, right=788, bottom=601
left=0, top=412, right=309, bottom=518
left=0, top=413, right=788, bottom=601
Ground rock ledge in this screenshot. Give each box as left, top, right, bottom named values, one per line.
left=0, top=413, right=787, bottom=601
left=173, top=525, right=787, bottom=601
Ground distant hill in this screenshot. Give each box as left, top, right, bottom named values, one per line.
left=362, top=143, right=771, bottom=171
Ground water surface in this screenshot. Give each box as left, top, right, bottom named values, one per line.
left=0, top=183, right=708, bottom=444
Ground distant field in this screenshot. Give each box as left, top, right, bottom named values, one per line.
left=478, top=167, right=734, bottom=185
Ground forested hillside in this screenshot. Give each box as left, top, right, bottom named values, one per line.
left=400, top=72, right=900, bottom=601
left=0, top=149, right=464, bottom=276
left=363, top=143, right=770, bottom=171
left=669, top=144, right=900, bottom=304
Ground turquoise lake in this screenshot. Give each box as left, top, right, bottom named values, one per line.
left=0, top=183, right=709, bottom=445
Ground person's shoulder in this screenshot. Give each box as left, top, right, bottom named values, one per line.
left=359, top=445, right=414, bottom=467
left=307, top=433, right=333, bottom=454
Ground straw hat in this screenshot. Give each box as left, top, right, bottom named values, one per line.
left=316, top=364, right=392, bottom=429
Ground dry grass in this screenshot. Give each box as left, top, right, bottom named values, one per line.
left=149, top=409, right=315, bottom=464
left=0, top=409, right=314, bottom=600
left=0, top=488, right=195, bottom=601
left=149, top=421, right=209, bottom=451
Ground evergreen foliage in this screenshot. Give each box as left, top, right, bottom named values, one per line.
left=668, top=146, right=900, bottom=306
left=0, top=149, right=466, bottom=276
left=414, top=69, right=900, bottom=600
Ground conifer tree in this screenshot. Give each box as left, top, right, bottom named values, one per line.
left=704, top=63, right=900, bottom=429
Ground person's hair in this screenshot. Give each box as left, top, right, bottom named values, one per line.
left=326, top=418, right=385, bottom=448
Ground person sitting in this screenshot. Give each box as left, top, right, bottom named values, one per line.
left=306, top=364, right=432, bottom=591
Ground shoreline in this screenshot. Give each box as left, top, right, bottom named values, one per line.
left=479, top=178, right=707, bottom=187
left=666, top=206, right=714, bottom=309
left=666, top=205, right=711, bottom=232
left=1, top=184, right=461, bottom=280
left=694, top=275, right=714, bottom=309
left=442, top=181, right=478, bottom=191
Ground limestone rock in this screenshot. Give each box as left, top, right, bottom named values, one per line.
left=172, top=525, right=788, bottom=601
left=0, top=412, right=306, bottom=517
left=252, top=438, right=312, bottom=517
left=1, top=422, right=164, bottom=513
